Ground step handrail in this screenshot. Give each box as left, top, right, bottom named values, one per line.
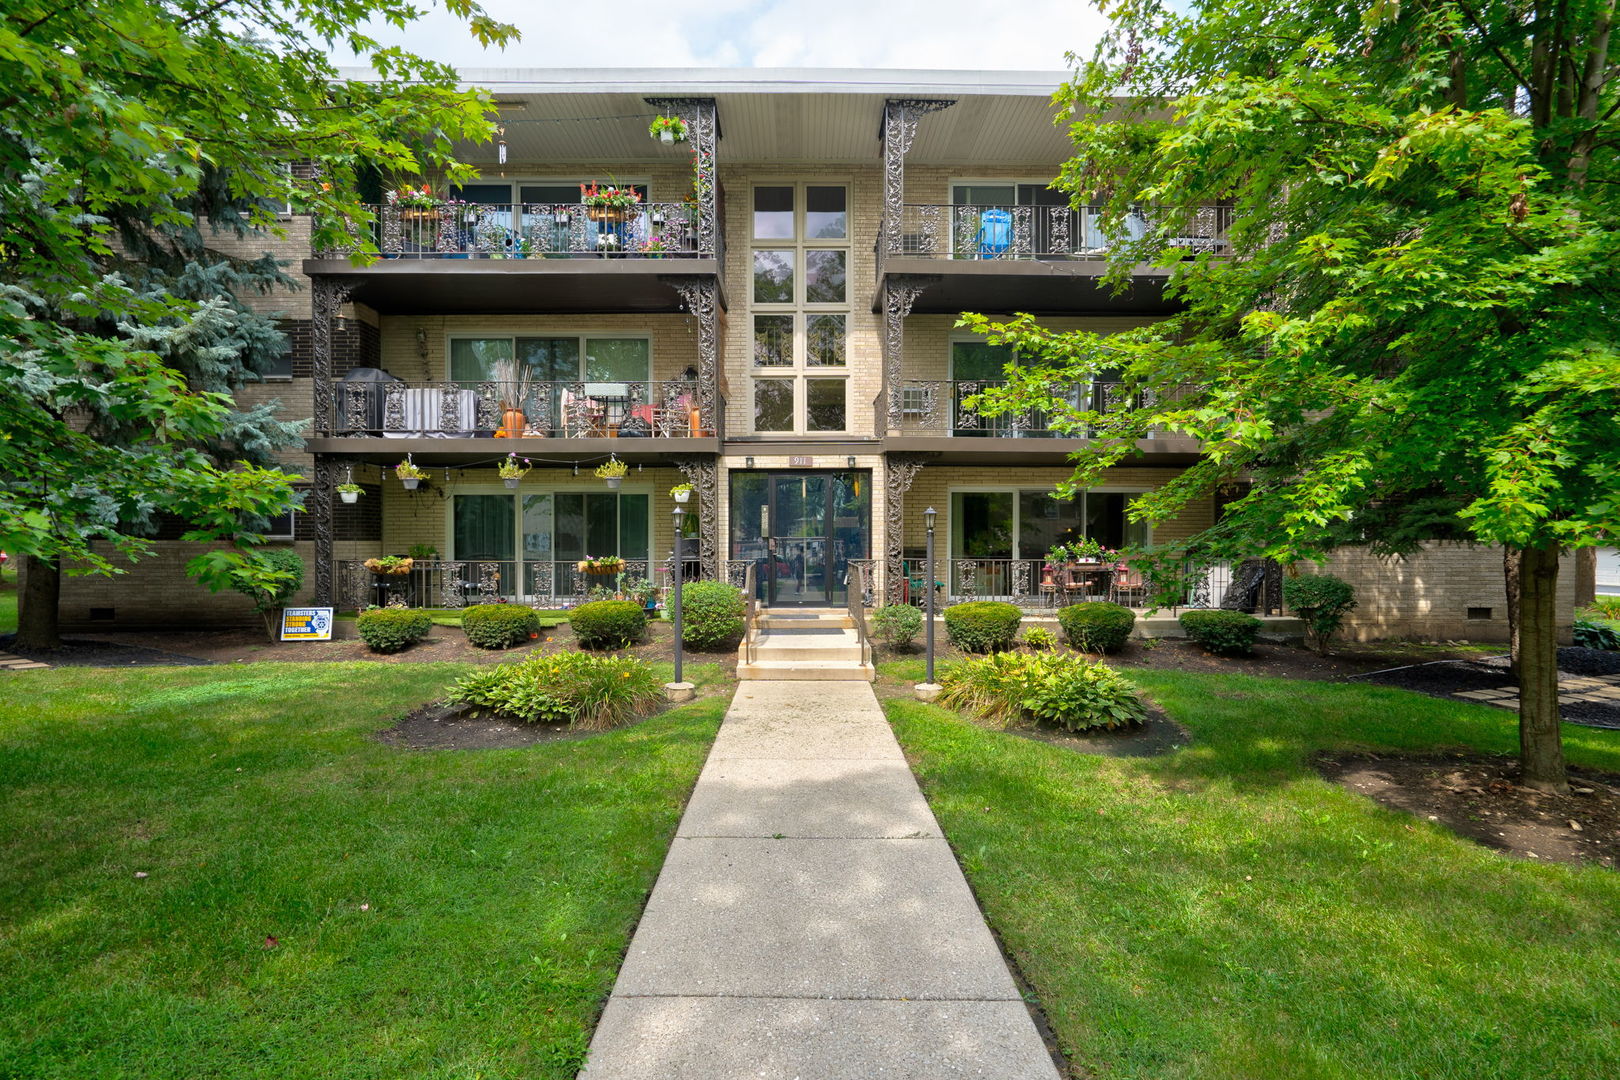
left=742, top=560, right=759, bottom=665
left=847, top=563, right=873, bottom=668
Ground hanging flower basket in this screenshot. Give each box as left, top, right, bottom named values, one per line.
left=650, top=116, right=689, bottom=144
left=364, top=556, right=414, bottom=576
left=578, top=556, right=626, bottom=576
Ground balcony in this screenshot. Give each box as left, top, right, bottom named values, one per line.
left=877, top=204, right=1232, bottom=315
left=309, top=377, right=720, bottom=457
left=882, top=380, right=1200, bottom=461
left=336, top=557, right=751, bottom=610
left=303, top=203, right=724, bottom=315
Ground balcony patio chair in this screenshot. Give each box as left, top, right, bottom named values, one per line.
left=976, top=208, right=1012, bottom=259
left=1109, top=562, right=1149, bottom=608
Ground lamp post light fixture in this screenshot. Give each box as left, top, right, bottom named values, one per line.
left=665, top=504, right=695, bottom=702
left=916, top=505, right=942, bottom=701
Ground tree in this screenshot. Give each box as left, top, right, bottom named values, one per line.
left=0, top=1, right=517, bottom=648
left=966, top=0, right=1619, bottom=792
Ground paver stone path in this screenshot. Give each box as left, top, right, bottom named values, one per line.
left=579, top=680, right=1059, bottom=1079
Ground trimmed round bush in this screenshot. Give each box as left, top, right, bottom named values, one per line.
left=871, top=603, right=924, bottom=648
left=569, top=599, right=648, bottom=650
left=940, top=652, right=1146, bottom=732
left=356, top=607, right=432, bottom=654
left=943, top=601, right=1022, bottom=653
left=680, top=580, right=746, bottom=650
left=1281, top=572, right=1358, bottom=655
left=462, top=603, right=541, bottom=650
left=1180, top=608, right=1263, bottom=657
left=1057, top=601, right=1136, bottom=653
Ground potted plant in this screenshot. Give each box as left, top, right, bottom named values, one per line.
left=490, top=357, right=532, bottom=437
left=498, top=452, right=531, bottom=488
left=640, top=234, right=678, bottom=259
left=595, top=457, right=629, bottom=489
left=669, top=483, right=692, bottom=504
left=364, top=555, right=414, bottom=576
left=407, top=544, right=439, bottom=561
left=649, top=115, right=689, bottom=145
left=577, top=554, right=626, bottom=576
left=395, top=457, right=429, bottom=490
left=580, top=182, right=642, bottom=223
left=337, top=482, right=364, bottom=505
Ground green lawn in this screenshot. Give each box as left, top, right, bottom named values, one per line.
left=885, top=666, right=1620, bottom=1080
left=0, top=662, right=725, bottom=1078
left=0, top=587, right=14, bottom=635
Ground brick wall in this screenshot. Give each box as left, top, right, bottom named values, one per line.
left=1305, top=543, right=1577, bottom=643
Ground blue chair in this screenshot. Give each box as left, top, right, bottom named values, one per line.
left=977, top=208, right=1012, bottom=259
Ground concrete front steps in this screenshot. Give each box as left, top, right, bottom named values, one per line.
left=738, top=608, right=876, bottom=682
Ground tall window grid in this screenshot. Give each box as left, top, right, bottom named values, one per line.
left=750, top=183, right=849, bottom=434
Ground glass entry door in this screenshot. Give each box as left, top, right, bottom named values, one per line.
left=730, top=470, right=870, bottom=606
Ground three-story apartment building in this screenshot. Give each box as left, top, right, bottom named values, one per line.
left=52, top=68, right=1575, bottom=641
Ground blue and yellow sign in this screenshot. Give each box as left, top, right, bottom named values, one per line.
left=280, top=607, right=334, bottom=641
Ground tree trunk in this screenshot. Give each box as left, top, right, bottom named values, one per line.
left=1574, top=547, right=1596, bottom=608
left=15, top=555, right=62, bottom=650
left=1515, top=541, right=1567, bottom=794
left=1503, top=547, right=1521, bottom=677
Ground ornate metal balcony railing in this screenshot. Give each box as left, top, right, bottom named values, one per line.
left=895, top=380, right=1152, bottom=438
left=337, top=556, right=753, bottom=611
left=892, top=557, right=1275, bottom=613
left=320, top=378, right=703, bottom=438
left=890, top=204, right=1232, bottom=261
left=331, top=202, right=713, bottom=259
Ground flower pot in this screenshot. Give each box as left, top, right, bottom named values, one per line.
left=659, top=129, right=675, bottom=144
left=587, top=206, right=629, bottom=224
left=503, top=477, right=520, bottom=489
left=604, top=476, right=622, bottom=489
left=672, top=490, right=691, bottom=504
left=585, top=563, right=623, bottom=576
left=401, top=477, right=420, bottom=490
left=498, top=406, right=526, bottom=438
left=399, top=207, right=438, bottom=222
left=340, top=491, right=359, bottom=504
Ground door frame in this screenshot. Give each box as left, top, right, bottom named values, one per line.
left=730, top=469, right=870, bottom=607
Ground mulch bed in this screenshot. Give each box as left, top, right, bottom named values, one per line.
left=1356, top=647, right=1620, bottom=730
left=1318, top=750, right=1620, bottom=869
left=376, top=701, right=595, bottom=750
left=1005, top=703, right=1192, bottom=759
left=0, top=634, right=213, bottom=667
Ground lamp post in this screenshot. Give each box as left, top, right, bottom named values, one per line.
left=916, top=505, right=942, bottom=701
left=666, top=504, right=693, bottom=701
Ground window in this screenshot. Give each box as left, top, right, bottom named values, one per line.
left=749, top=183, right=850, bottom=432
left=448, top=336, right=649, bottom=385
left=453, top=489, right=652, bottom=599
left=950, top=488, right=1150, bottom=562
left=262, top=508, right=297, bottom=540
left=262, top=342, right=293, bottom=380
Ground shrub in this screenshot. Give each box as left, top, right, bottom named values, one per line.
left=1023, top=626, right=1059, bottom=651
left=356, top=607, right=432, bottom=653
left=569, top=599, right=647, bottom=649
left=446, top=651, right=663, bottom=730
left=1180, top=608, right=1263, bottom=656
left=462, top=603, right=541, bottom=649
left=943, top=601, right=1022, bottom=653
left=227, top=547, right=305, bottom=641
left=1282, top=573, right=1358, bottom=654
left=1057, top=601, right=1136, bottom=653
left=871, top=603, right=924, bottom=648
left=940, top=652, right=1146, bottom=732
left=1590, top=596, right=1620, bottom=620
left=1574, top=617, right=1620, bottom=651
left=680, top=580, right=745, bottom=650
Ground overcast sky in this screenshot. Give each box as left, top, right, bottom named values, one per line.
left=330, top=0, right=1108, bottom=71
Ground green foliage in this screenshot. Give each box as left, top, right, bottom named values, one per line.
left=569, top=600, right=648, bottom=650
left=871, top=603, right=924, bottom=648
left=679, top=580, right=745, bottom=650
left=1573, top=617, right=1620, bottom=651
left=1022, top=626, right=1059, bottom=651
left=447, top=652, right=665, bottom=730
left=356, top=608, right=432, bottom=654
left=1283, top=573, right=1359, bottom=654
left=1056, top=601, right=1136, bottom=653
left=461, top=604, right=540, bottom=650
left=1180, top=609, right=1264, bottom=657
left=940, top=652, right=1147, bottom=732
left=1586, top=597, right=1620, bottom=620
left=943, top=601, right=1023, bottom=653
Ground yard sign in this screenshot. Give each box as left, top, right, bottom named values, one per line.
left=280, top=607, right=334, bottom=641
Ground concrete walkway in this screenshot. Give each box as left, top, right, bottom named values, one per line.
left=580, top=680, right=1059, bottom=1079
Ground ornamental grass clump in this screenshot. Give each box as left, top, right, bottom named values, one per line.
left=461, top=604, right=541, bottom=649
left=939, top=652, right=1147, bottom=732
left=569, top=599, right=647, bottom=650
left=680, top=580, right=745, bottom=650
left=446, top=652, right=663, bottom=731
left=1180, top=609, right=1263, bottom=657
left=942, top=601, right=1022, bottom=653
left=1056, top=601, right=1136, bottom=653
left=355, top=608, right=432, bottom=653
left=871, top=603, right=924, bottom=648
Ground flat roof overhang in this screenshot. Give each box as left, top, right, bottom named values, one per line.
left=876, top=258, right=1177, bottom=316
left=880, top=435, right=1202, bottom=466
left=305, top=436, right=720, bottom=463
left=302, top=258, right=724, bottom=315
